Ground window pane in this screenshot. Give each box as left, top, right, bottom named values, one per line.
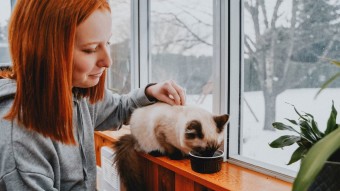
left=0, top=0, right=11, bottom=67
left=242, top=0, right=340, bottom=172
left=107, top=0, right=131, bottom=94
left=150, top=0, right=214, bottom=111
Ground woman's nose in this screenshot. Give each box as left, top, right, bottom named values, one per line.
left=98, top=45, right=112, bottom=68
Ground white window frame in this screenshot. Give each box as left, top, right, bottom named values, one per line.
left=128, top=0, right=295, bottom=183
left=227, top=0, right=295, bottom=182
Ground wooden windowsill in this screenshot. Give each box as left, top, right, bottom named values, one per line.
left=94, top=129, right=292, bottom=191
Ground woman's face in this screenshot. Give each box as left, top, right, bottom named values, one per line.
left=72, top=9, right=112, bottom=88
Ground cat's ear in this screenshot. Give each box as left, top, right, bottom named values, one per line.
left=213, top=114, right=229, bottom=133
left=185, top=120, right=204, bottom=139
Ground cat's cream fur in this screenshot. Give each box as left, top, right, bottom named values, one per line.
left=113, top=102, right=229, bottom=191
left=130, top=102, right=226, bottom=154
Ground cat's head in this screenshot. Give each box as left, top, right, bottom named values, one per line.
left=180, top=106, right=229, bottom=156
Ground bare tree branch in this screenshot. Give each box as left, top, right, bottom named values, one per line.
left=245, top=1, right=261, bottom=41
left=271, top=0, right=283, bottom=28
left=259, top=0, right=269, bottom=29
left=245, top=36, right=255, bottom=54
left=155, top=12, right=212, bottom=46
left=281, top=0, right=298, bottom=84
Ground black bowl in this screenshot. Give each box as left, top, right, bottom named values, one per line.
left=189, top=150, right=224, bottom=174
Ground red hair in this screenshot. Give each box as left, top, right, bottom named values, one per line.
left=2, top=0, right=110, bottom=144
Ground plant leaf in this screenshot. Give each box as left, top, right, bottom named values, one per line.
left=287, top=146, right=308, bottom=165
left=285, top=118, right=298, bottom=125
left=272, top=122, right=300, bottom=134
left=269, top=135, right=300, bottom=148
left=330, top=59, right=340, bottom=67
left=303, top=113, right=323, bottom=139
left=315, top=72, right=340, bottom=98
left=299, top=121, right=318, bottom=143
left=293, top=127, right=340, bottom=191
left=297, top=138, right=312, bottom=149
left=325, top=101, right=338, bottom=135
left=292, top=106, right=308, bottom=121
left=310, top=118, right=323, bottom=139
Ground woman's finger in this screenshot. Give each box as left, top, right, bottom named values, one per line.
left=166, top=84, right=181, bottom=105
left=158, top=94, right=176, bottom=105
left=171, top=81, right=186, bottom=105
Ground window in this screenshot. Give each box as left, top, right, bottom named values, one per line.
left=229, top=0, right=340, bottom=180
left=149, top=0, right=216, bottom=111
left=0, top=0, right=12, bottom=67
left=107, top=0, right=132, bottom=94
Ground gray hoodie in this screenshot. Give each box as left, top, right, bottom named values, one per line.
left=0, top=79, right=154, bottom=190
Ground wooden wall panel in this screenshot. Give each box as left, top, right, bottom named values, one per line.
left=194, top=183, right=214, bottom=191
left=158, top=166, right=175, bottom=191
left=143, top=157, right=159, bottom=191
left=175, top=174, right=194, bottom=190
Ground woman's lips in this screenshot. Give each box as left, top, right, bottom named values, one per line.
left=89, top=72, right=103, bottom=77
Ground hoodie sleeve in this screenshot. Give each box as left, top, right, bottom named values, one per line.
left=1, top=171, right=58, bottom=191
left=92, top=86, right=155, bottom=131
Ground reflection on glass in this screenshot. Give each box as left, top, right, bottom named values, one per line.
left=150, top=0, right=214, bottom=111
left=242, top=0, right=340, bottom=172
left=0, top=0, right=11, bottom=66
left=107, top=0, right=131, bottom=94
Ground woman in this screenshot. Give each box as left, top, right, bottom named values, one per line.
left=0, top=0, right=185, bottom=190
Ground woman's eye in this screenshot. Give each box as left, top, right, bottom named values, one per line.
left=106, top=41, right=111, bottom=46
left=83, top=49, right=96, bottom=54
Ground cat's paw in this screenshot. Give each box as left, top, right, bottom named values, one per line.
left=148, top=150, right=164, bottom=157
left=168, top=150, right=185, bottom=160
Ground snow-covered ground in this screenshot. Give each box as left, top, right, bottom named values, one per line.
left=187, top=88, right=340, bottom=172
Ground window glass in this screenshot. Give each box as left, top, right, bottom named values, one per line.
left=107, top=0, right=131, bottom=94
left=150, top=0, right=214, bottom=111
left=242, top=0, right=340, bottom=172
left=0, top=0, right=11, bottom=67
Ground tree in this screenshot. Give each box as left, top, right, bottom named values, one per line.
left=244, top=0, right=340, bottom=130
left=150, top=1, right=214, bottom=96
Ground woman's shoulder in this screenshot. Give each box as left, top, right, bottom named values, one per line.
left=0, top=78, right=16, bottom=106
left=0, top=116, right=56, bottom=178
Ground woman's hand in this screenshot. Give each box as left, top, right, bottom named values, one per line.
left=145, top=80, right=186, bottom=106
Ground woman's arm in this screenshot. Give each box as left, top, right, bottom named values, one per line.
left=92, top=80, right=186, bottom=131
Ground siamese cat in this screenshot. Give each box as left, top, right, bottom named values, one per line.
left=113, top=102, right=229, bottom=191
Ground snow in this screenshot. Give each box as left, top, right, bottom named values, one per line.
left=187, top=88, right=340, bottom=172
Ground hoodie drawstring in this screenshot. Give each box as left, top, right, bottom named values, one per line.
left=74, top=100, right=88, bottom=181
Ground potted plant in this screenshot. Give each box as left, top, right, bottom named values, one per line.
left=269, top=102, right=340, bottom=191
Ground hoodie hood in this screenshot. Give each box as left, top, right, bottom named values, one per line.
left=0, top=79, right=16, bottom=102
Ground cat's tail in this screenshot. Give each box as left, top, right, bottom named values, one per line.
left=113, top=134, right=145, bottom=191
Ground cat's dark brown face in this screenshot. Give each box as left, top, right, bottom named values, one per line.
left=183, top=114, right=229, bottom=156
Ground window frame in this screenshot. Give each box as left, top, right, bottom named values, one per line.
left=119, top=0, right=296, bottom=183
left=227, top=0, right=296, bottom=182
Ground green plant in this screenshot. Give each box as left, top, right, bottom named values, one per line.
left=315, top=59, right=340, bottom=97
left=269, top=102, right=340, bottom=190
left=293, top=126, right=340, bottom=190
